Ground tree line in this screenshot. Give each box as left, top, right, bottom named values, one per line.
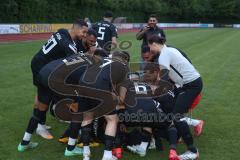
left=0, top=0, right=240, bottom=23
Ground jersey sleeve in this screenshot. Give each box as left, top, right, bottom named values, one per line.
left=110, top=24, right=118, bottom=38
left=158, top=50, right=171, bottom=70
left=58, top=33, right=78, bottom=56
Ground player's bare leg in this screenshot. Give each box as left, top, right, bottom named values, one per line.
left=102, top=114, right=118, bottom=160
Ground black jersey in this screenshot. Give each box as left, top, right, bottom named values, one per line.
left=92, top=20, right=118, bottom=49
left=123, top=81, right=162, bottom=113
left=139, top=26, right=165, bottom=49
left=120, top=81, right=165, bottom=125
left=38, top=53, right=93, bottom=89
left=79, top=57, right=128, bottom=92
left=76, top=39, right=89, bottom=54
left=123, top=81, right=153, bottom=107
left=31, top=29, right=78, bottom=85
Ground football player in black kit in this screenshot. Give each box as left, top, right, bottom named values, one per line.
left=77, top=51, right=129, bottom=160
left=77, top=28, right=109, bottom=57
left=17, top=50, right=129, bottom=158
left=77, top=29, right=98, bottom=54
left=115, top=69, right=176, bottom=158
left=57, top=29, right=108, bottom=145
left=17, top=19, right=88, bottom=151
left=92, top=11, right=118, bottom=53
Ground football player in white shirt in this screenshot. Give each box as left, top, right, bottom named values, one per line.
left=148, top=35, right=203, bottom=160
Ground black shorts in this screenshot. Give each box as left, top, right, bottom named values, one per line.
left=31, top=56, right=46, bottom=86
left=37, top=84, right=53, bottom=105
left=77, top=97, right=117, bottom=116
left=31, top=65, right=40, bottom=86
left=78, top=97, right=100, bottom=112
left=173, top=77, right=203, bottom=114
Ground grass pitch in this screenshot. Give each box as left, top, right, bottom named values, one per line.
left=0, top=28, right=240, bottom=160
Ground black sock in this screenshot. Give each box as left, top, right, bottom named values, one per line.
left=39, top=110, right=47, bottom=125
left=175, top=121, right=197, bottom=153
left=61, top=126, right=71, bottom=138
left=104, top=135, right=115, bottom=150
left=32, top=108, right=47, bottom=125
left=114, top=124, right=124, bottom=148
left=188, top=145, right=197, bottom=153
left=26, top=108, right=45, bottom=134
left=114, top=134, right=122, bottom=148
left=80, top=124, right=92, bottom=146
left=67, top=122, right=81, bottom=151
left=141, top=129, right=152, bottom=144
left=69, top=122, right=81, bottom=139
left=26, top=117, right=38, bottom=134
left=67, top=145, right=75, bottom=151
left=153, top=128, right=166, bottom=151
left=168, top=126, right=178, bottom=150
left=21, top=140, right=30, bottom=145
left=21, top=109, right=41, bottom=145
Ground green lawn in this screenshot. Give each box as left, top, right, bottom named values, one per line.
left=1, top=28, right=240, bottom=160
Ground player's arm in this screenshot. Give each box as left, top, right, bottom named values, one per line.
left=116, top=86, right=127, bottom=110
left=118, top=78, right=131, bottom=100
left=154, top=52, right=174, bottom=102
left=111, top=37, right=117, bottom=46
left=159, top=68, right=170, bottom=81
left=110, top=25, right=118, bottom=46
left=136, top=26, right=149, bottom=40
left=118, top=86, right=127, bottom=104
left=158, top=51, right=171, bottom=81
left=58, top=33, right=78, bottom=56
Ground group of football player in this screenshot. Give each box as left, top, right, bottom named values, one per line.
left=17, top=11, right=204, bottom=160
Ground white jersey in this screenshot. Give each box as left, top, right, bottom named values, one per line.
left=158, top=45, right=200, bottom=87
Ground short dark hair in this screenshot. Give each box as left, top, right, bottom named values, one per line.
left=104, top=11, right=113, bottom=18
left=148, top=35, right=166, bottom=45
left=112, top=51, right=130, bottom=62
left=149, top=14, right=157, bottom=19
left=142, top=45, right=150, bottom=54
left=73, top=19, right=88, bottom=28
left=87, top=29, right=97, bottom=38
left=94, top=49, right=108, bottom=57
left=144, top=62, right=160, bottom=72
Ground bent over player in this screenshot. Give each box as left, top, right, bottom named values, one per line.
left=17, top=20, right=88, bottom=151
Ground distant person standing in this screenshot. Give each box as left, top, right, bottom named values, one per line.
left=92, top=11, right=118, bottom=53
left=136, top=14, right=166, bottom=51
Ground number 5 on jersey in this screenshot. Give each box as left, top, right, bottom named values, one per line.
left=97, top=27, right=105, bottom=40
